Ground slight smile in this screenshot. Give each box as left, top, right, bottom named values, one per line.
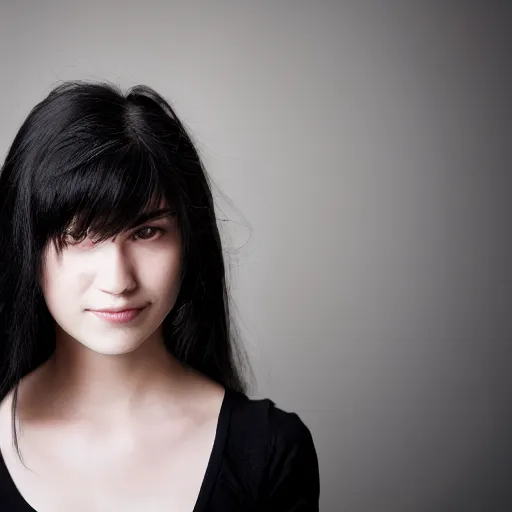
left=87, top=306, right=147, bottom=324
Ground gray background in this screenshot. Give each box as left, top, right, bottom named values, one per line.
left=1, top=1, right=511, bottom=510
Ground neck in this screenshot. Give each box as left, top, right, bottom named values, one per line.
left=22, top=328, right=193, bottom=425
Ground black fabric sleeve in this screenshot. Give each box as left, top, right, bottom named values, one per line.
left=260, top=406, right=320, bottom=511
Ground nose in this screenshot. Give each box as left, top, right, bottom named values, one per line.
left=95, top=243, right=137, bottom=295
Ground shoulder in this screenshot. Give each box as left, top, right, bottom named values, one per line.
left=224, top=390, right=320, bottom=508
left=226, top=389, right=316, bottom=452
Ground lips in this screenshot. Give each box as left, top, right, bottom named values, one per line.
left=88, top=307, right=146, bottom=324
left=91, top=306, right=144, bottom=313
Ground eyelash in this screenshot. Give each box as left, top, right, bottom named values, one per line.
left=132, top=226, right=165, bottom=241
left=64, top=225, right=165, bottom=246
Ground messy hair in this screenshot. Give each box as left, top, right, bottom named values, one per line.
left=0, top=80, right=253, bottom=461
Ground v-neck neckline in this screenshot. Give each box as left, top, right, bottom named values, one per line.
left=0, top=388, right=235, bottom=512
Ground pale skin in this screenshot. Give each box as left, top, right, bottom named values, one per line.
left=0, top=205, right=225, bottom=512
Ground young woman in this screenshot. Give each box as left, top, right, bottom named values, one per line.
left=0, top=81, right=320, bottom=511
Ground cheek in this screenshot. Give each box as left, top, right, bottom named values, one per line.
left=40, top=257, right=87, bottom=314
left=138, top=250, right=182, bottom=297
left=41, top=270, right=70, bottom=314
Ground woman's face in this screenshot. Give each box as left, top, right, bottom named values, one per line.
left=40, top=208, right=182, bottom=356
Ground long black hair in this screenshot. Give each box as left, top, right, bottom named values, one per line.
left=0, top=80, right=254, bottom=460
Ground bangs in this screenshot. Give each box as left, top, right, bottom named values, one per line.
left=35, top=143, right=178, bottom=253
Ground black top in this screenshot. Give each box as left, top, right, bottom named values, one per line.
left=0, top=388, right=320, bottom=511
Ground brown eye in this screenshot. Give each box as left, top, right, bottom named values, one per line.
left=64, top=231, right=87, bottom=245
left=133, top=226, right=163, bottom=241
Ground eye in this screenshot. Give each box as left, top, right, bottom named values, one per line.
left=62, top=227, right=102, bottom=248
left=63, top=231, right=87, bottom=245
left=132, top=226, right=164, bottom=241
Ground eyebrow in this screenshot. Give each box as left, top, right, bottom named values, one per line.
left=127, top=208, right=177, bottom=229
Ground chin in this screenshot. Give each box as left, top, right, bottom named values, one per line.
left=77, top=336, right=147, bottom=356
